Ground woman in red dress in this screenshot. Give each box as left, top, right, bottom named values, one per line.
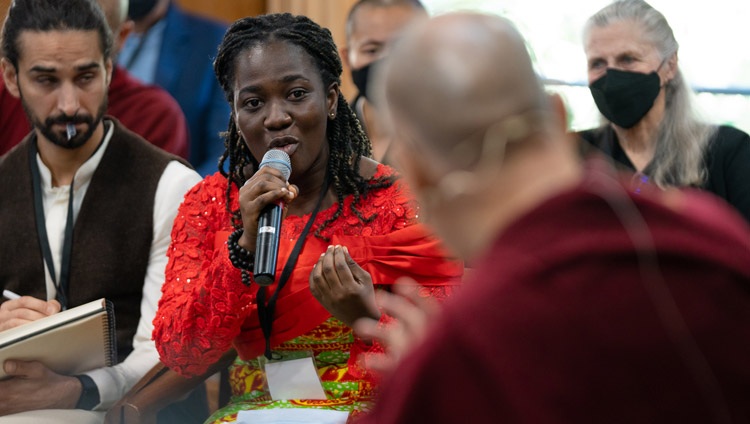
left=152, top=13, right=462, bottom=423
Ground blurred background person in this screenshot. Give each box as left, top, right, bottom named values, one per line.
left=119, top=0, right=229, bottom=176
left=341, top=0, right=427, bottom=164
left=356, top=11, right=750, bottom=423
left=150, top=12, right=462, bottom=424
left=0, top=0, right=189, bottom=159
left=578, top=0, right=750, bottom=222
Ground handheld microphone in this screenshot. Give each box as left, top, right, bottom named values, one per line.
left=254, top=150, right=292, bottom=286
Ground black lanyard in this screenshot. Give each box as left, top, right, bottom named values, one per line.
left=256, top=176, right=330, bottom=359
left=29, top=138, right=74, bottom=310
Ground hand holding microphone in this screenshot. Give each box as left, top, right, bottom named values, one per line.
left=247, top=150, right=292, bottom=286
left=236, top=150, right=295, bottom=285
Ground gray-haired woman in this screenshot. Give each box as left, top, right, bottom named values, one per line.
left=578, top=0, right=750, bottom=222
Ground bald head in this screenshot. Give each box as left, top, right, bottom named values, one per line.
left=379, top=13, right=550, bottom=163
left=377, top=13, right=579, bottom=260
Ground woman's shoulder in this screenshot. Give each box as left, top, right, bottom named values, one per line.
left=184, top=172, right=229, bottom=196
left=358, top=156, right=382, bottom=180
left=309, top=160, right=416, bottom=237
left=573, top=126, right=617, bottom=160
left=179, top=172, right=234, bottom=211
left=364, top=160, right=405, bottom=196
left=713, top=125, right=750, bottom=146
left=576, top=125, right=613, bottom=145
left=363, top=163, right=417, bottom=221
left=356, top=157, right=403, bottom=194
left=357, top=156, right=401, bottom=179
left=707, top=125, right=750, bottom=160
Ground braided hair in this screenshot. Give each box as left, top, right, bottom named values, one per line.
left=213, top=13, right=393, bottom=238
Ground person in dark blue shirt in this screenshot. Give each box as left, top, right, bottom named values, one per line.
left=120, top=0, right=230, bottom=177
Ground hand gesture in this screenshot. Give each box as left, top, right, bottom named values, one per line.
left=0, top=360, right=81, bottom=415
left=0, top=297, right=61, bottom=331
left=236, top=165, right=297, bottom=252
left=309, top=245, right=380, bottom=328
left=353, top=278, right=438, bottom=375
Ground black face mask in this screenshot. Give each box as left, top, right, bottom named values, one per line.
left=128, top=0, right=160, bottom=21
left=589, top=68, right=661, bottom=129
left=350, top=58, right=382, bottom=104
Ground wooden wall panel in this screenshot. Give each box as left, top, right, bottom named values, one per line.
left=176, top=0, right=266, bottom=23
left=0, top=1, right=264, bottom=30
left=0, top=0, right=9, bottom=23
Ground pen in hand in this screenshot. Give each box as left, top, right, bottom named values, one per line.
left=2, top=290, right=21, bottom=300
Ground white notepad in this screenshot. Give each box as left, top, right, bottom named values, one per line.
left=0, top=298, right=116, bottom=379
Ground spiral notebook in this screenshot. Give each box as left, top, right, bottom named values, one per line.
left=0, top=298, right=116, bottom=379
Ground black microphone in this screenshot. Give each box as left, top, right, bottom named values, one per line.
left=253, top=150, right=292, bottom=286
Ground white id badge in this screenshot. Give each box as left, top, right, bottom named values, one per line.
left=260, top=352, right=327, bottom=400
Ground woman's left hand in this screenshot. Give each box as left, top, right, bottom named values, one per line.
left=309, top=245, right=380, bottom=328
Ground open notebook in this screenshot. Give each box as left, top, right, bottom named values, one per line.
left=0, top=298, right=116, bottom=379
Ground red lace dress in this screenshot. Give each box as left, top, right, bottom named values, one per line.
left=153, top=165, right=463, bottom=422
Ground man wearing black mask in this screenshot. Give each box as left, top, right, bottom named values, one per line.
left=341, top=0, right=427, bottom=164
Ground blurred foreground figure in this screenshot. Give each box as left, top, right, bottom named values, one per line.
left=357, top=12, right=750, bottom=423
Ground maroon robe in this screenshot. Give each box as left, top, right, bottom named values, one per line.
left=359, top=164, right=750, bottom=423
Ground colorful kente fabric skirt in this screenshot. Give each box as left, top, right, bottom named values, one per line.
left=205, top=317, right=375, bottom=424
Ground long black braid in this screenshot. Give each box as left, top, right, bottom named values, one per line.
left=213, top=13, right=393, bottom=238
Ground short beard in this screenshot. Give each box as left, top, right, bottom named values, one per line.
left=22, top=97, right=108, bottom=150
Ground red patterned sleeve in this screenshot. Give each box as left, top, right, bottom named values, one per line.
left=152, top=175, right=255, bottom=377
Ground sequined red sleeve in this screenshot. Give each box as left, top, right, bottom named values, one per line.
left=152, top=174, right=252, bottom=377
